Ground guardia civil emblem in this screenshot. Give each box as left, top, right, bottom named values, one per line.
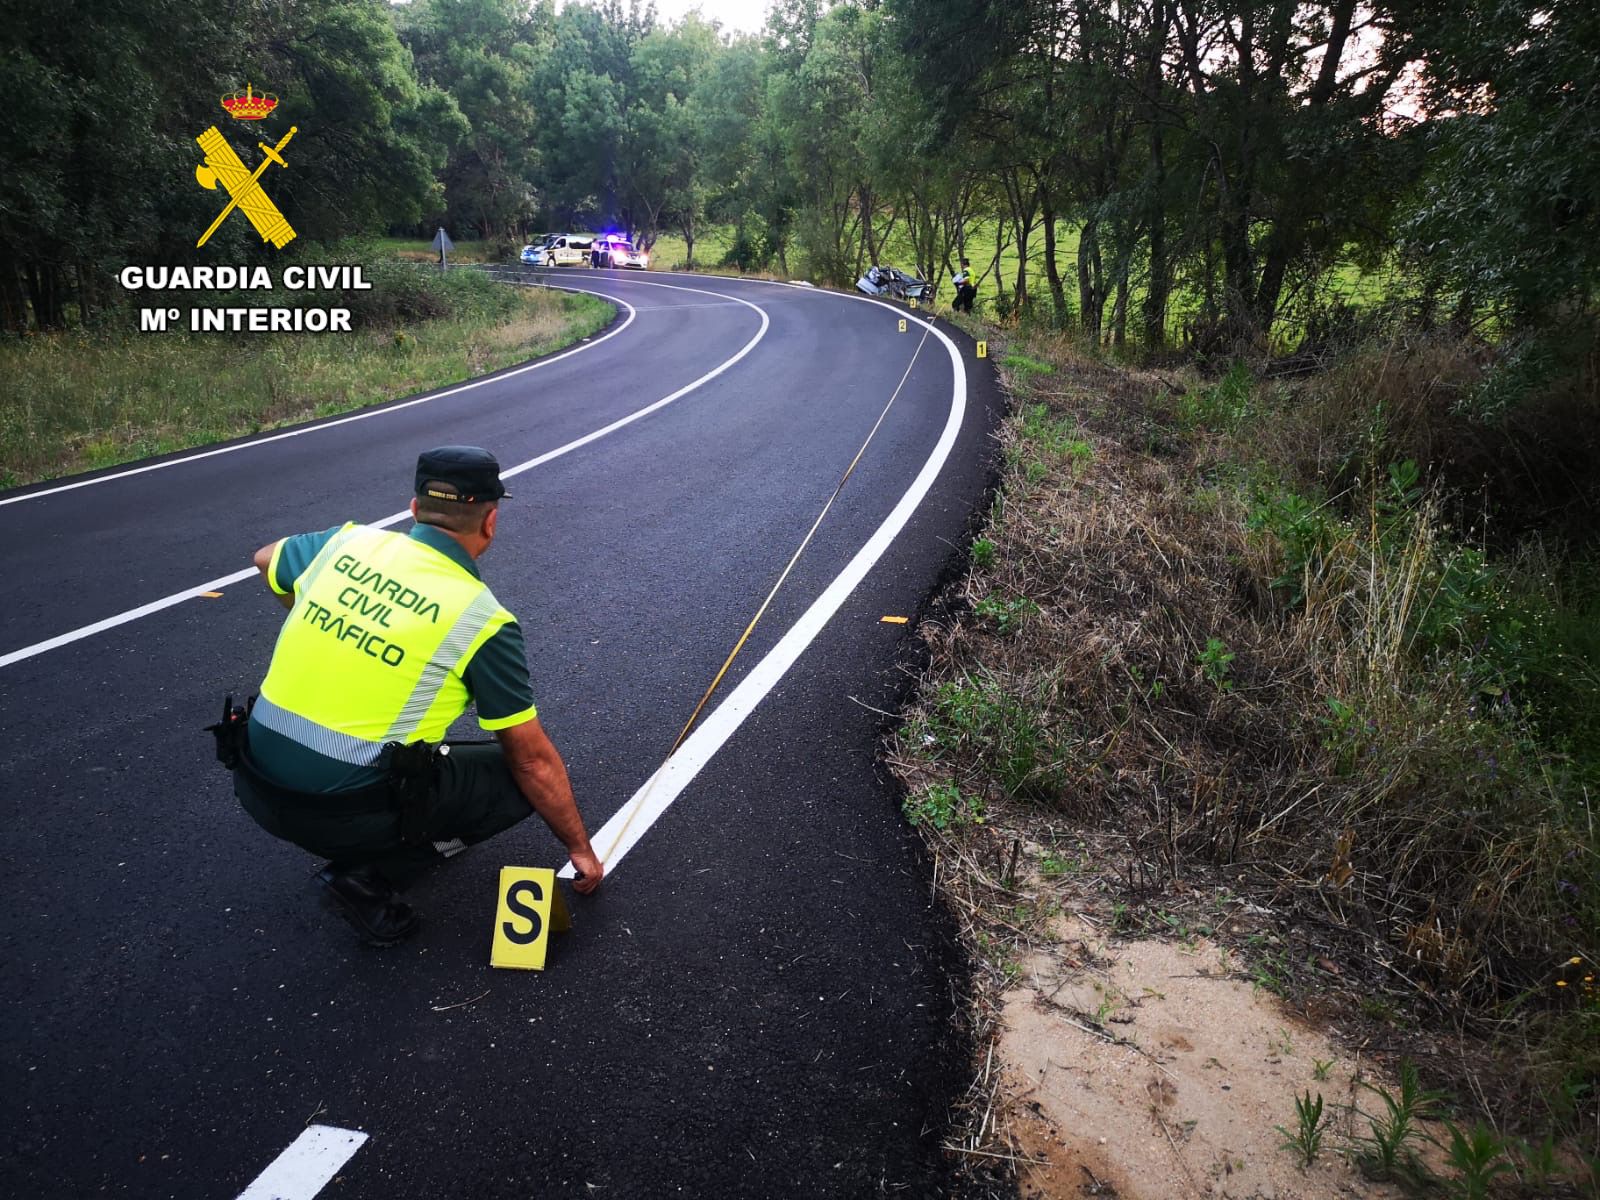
left=194, top=83, right=298, bottom=249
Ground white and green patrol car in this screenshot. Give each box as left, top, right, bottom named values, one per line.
left=544, top=234, right=597, bottom=266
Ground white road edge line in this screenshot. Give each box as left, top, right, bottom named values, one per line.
left=235, top=1125, right=368, bottom=1200
left=562, top=291, right=966, bottom=879
left=0, top=279, right=769, bottom=669
left=0, top=284, right=645, bottom=509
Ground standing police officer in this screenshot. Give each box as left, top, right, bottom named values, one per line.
left=952, top=258, right=977, bottom=313
left=232, top=446, right=603, bottom=946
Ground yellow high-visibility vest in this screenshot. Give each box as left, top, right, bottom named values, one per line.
left=253, top=523, right=515, bottom=766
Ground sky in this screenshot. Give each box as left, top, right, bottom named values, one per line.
left=643, top=0, right=772, bottom=36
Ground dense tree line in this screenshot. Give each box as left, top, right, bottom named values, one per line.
left=3, top=0, right=1594, bottom=346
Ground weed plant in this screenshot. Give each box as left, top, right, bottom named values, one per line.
left=1275, top=1090, right=1328, bottom=1168
left=904, top=671, right=1063, bottom=800
left=904, top=781, right=985, bottom=831
left=973, top=595, right=1039, bottom=637
left=1355, top=1060, right=1442, bottom=1181
left=1437, top=1121, right=1515, bottom=1199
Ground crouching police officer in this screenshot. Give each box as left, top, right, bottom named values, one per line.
left=222, top=446, right=603, bottom=946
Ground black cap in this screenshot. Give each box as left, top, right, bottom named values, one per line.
left=415, top=445, right=510, bottom=503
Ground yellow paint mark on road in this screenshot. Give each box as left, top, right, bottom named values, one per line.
left=880, top=615, right=910, bottom=625
left=200, top=591, right=224, bottom=598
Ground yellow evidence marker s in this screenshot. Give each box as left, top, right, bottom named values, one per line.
left=976, top=340, right=988, bottom=358
left=490, top=866, right=572, bottom=971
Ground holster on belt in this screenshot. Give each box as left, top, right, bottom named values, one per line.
left=205, top=694, right=254, bottom=770
left=382, top=740, right=440, bottom=847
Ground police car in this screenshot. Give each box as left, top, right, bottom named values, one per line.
left=519, top=235, right=557, bottom=265
left=544, top=234, right=597, bottom=266
left=591, top=234, right=650, bottom=270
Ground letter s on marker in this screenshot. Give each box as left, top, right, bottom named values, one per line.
left=501, top=880, right=544, bottom=945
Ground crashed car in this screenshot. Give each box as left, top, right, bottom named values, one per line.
left=855, top=264, right=934, bottom=305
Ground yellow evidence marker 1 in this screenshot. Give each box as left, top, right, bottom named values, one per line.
left=976, top=340, right=988, bottom=358
left=898, top=318, right=907, bottom=332
left=490, top=866, right=572, bottom=971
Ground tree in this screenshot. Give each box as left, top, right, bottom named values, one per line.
left=398, top=0, right=544, bottom=241
left=1401, top=0, right=1600, bottom=327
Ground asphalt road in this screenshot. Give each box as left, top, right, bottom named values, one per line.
left=0, top=267, right=1005, bottom=1198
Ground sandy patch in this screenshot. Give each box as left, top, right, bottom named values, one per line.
left=998, top=918, right=1427, bottom=1199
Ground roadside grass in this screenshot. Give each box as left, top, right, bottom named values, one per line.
left=0, top=263, right=611, bottom=486
left=889, top=324, right=1600, bottom=1191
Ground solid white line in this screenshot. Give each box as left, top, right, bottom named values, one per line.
left=235, top=1125, right=368, bottom=1200
left=0, top=280, right=769, bottom=670
left=0, top=566, right=259, bottom=667
left=0, top=287, right=643, bottom=509
left=561, top=294, right=967, bottom=878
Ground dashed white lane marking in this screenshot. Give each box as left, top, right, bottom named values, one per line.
left=234, top=1125, right=368, bottom=1200
left=562, top=290, right=967, bottom=878
left=0, top=293, right=643, bottom=509
left=0, top=280, right=769, bottom=669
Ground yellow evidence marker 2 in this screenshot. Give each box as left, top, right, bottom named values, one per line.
left=976, top=341, right=988, bottom=358
left=898, top=318, right=907, bottom=332
left=490, top=866, right=572, bottom=971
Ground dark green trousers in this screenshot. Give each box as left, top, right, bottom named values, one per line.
left=236, top=743, right=533, bottom=887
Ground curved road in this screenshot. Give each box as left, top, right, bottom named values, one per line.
left=0, top=268, right=1004, bottom=1197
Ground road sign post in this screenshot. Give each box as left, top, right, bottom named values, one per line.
left=432, top=227, right=454, bottom=268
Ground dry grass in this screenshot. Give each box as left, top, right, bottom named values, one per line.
left=890, top=326, right=1600, bottom=1181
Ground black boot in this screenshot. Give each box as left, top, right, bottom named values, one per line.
left=316, top=866, right=421, bottom=947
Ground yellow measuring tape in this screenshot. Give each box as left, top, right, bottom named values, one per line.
left=595, top=313, right=939, bottom=865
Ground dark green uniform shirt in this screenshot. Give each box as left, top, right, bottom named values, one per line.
left=248, top=523, right=536, bottom=793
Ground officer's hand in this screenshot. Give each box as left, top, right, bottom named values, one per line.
left=570, top=848, right=604, bottom=895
